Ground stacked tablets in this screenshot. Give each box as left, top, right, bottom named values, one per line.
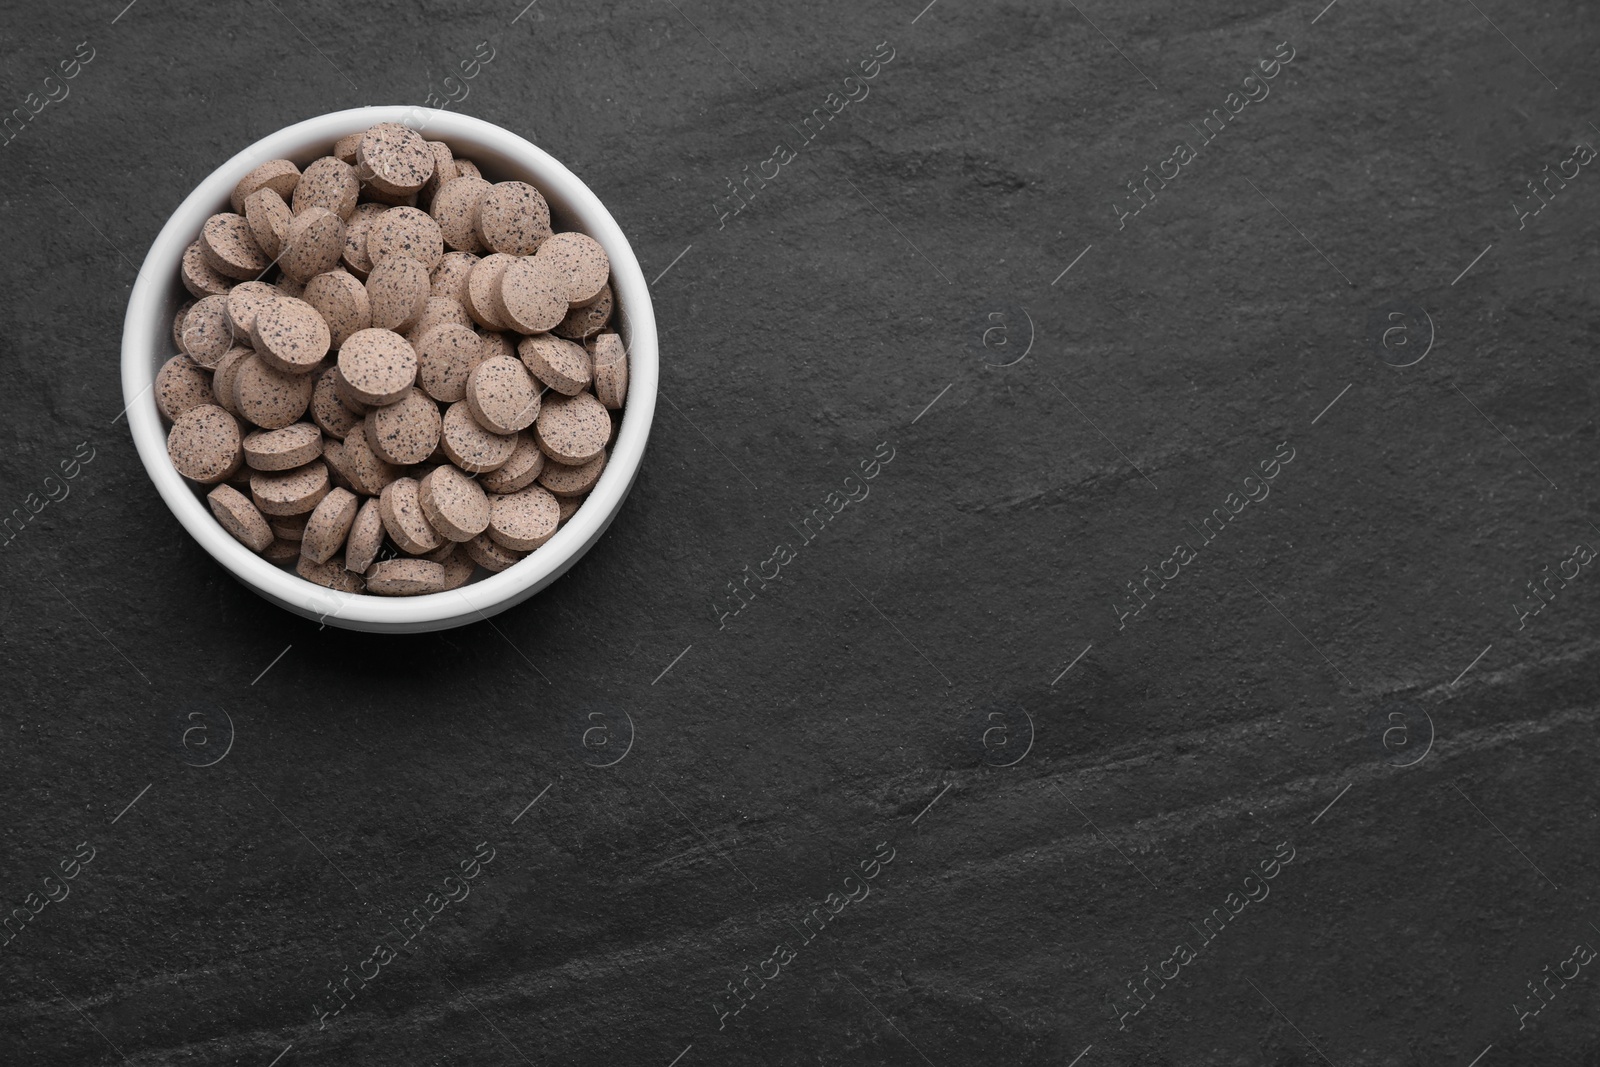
left=159, top=123, right=628, bottom=596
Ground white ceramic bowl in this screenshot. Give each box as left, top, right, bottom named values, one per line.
left=121, top=107, right=657, bottom=633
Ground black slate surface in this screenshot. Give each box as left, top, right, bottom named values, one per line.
left=3, top=1, right=1599, bottom=1065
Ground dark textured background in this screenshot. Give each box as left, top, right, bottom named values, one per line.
left=2, top=1, right=1599, bottom=1064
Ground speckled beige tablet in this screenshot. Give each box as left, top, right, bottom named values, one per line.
left=378, top=477, right=442, bottom=554
left=182, top=241, right=233, bottom=299
left=300, top=487, right=358, bottom=564
left=407, top=296, right=474, bottom=345
left=156, top=355, right=214, bottom=422
left=297, top=553, right=364, bottom=592
left=262, top=538, right=301, bottom=563
left=364, top=558, right=444, bottom=595
left=536, top=232, right=610, bottom=307
left=437, top=546, right=476, bottom=589
left=476, top=181, right=552, bottom=256
left=181, top=294, right=234, bottom=367
left=464, top=531, right=523, bottom=572
left=168, top=405, right=242, bottom=483
left=431, top=251, right=479, bottom=303
left=270, top=512, right=307, bottom=541
left=302, top=270, right=371, bottom=350
left=293, top=156, right=360, bottom=220
left=498, top=255, right=568, bottom=334
left=415, top=465, right=487, bottom=542
left=357, top=123, right=434, bottom=195
left=310, top=367, right=361, bottom=439
left=207, top=484, right=274, bottom=552
left=341, top=423, right=400, bottom=495
left=552, top=284, right=612, bottom=340
left=343, top=498, right=384, bottom=572
left=280, top=207, right=346, bottom=284
left=520, top=334, right=592, bottom=396
left=417, top=536, right=457, bottom=563
left=420, top=141, right=455, bottom=201
left=201, top=212, right=271, bottom=280
left=534, top=391, right=608, bottom=464
left=235, top=353, right=316, bottom=429
left=341, top=203, right=387, bottom=278
left=557, top=496, right=582, bottom=524
left=333, top=371, right=370, bottom=415
left=587, top=332, right=628, bottom=409
left=440, top=400, right=515, bottom=473
left=231, top=159, right=300, bottom=215
left=211, top=346, right=253, bottom=414
left=430, top=176, right=490, bottom=253
left=366, top=387, right=441, bottom=465
left=464, top=253, right=515, bottom=330
left=465, top=355, right=540, bottom=434
left=226, top=281, right=282, bottom=343
left=366, top=256, right=431, bottom=333
left=244, top=422, right=322, bottom=471
left=479, top=431, right=544, bottom=493
left=455, top=158, right=483, bottom=181
left=251, top=297, right=331, bottom=375
left=479, top=330, right=516, bottom=361
left=173, top=300, right=194, bottom=351
left=322, top=439, right=354, bottom=492
left=367, top=206, right=444, bottom=270
left=362, top=186, right=419, bottom=208
left=538, top=450, right=606, bottom=497
left=338, top=328, right=418, bottom=405
left=277, top=275, right=305, bottom=300
left=415, top=323, right=484, bottom=403
left=333, top=132, right=363, bottom=164
left=250, top=461, right=329, bottom=516
left=243, top=187, right=292, bottom=261
left=486, top=484, right=559, bottom=551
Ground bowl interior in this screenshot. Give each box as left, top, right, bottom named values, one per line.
left=123, top=107, right=656, bottom=633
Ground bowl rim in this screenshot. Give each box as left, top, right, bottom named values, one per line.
left=120, top=106, right=657, bottom=628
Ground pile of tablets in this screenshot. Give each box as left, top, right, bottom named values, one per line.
left=159, top=123, right=628, bottom=596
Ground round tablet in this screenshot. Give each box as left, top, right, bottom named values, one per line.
left=498, top=255, right=567, bottom=334
left=310, top=366, right=362, bottom=439
left=182, top=240, right=234, bottom=298
left=464, top=253, right=515, bottom=330
left=340, top=423, right=401, bottom=495
left=486, top=484, right=559, bottom=551
left=250, top=461, right=330, bottom=516
left=173, top=301, right=194, bottom=351
left=180, top=294, right=234, bottom=368
left=438, top=546, right=477, bottom=590
left=333, top=372, right=370, bottom=415
left=552, top=283, right=612, bottom=340
left=270, top=512, right=308, bottom=541
left=534, top=391, right=608, bottom=465
left=440, top=401, right=515, bottom=473
left=262, top=538, right=300, bottom=563
left=479, top=331, right=517, bottom=361
left=293, top=156, right=360, bottom=220
left=407, top=296, right=474, bottom=346
left=226, top=281, right=282, bottom=343
left=520, top=334, right=591, bottom=396
left=366, top=387, right=442, bottom=465
left=302, top=270, right=371, bottom=350
left=280, top=207, right=346, bottom=283
left=430, top=176, right=490, bottom=253
left=167, top=405, right=242, bottom=483
left=343, top=498, right=385, bottom=573
left=378, top=477, right=442, bottom=554
left=251, top=297, right=332, bottom=375
left=415, top=323, right=485, bottom=403
left=200, top=212, right=271, bottom=280
left=466, top=356, right=539, bottom=434
left=475, top=181, right=552, bottom=256
left=297, top=553, right=365, bottom=592
left=321, top=439, right=353, bottom=492
left=365, top=558, right=445, bottom=596
left=300, top=487, right=359, bottom=564
left=455, top=158, right=483, bottom=181
left=338, top=329, right=418, bottom=405
left=368, top=206, right=444, bottom=270
left=479, top=431, right=545, bottom=494
left=431, top=251, right=480, bottom=303
left=210, top=346, right=253, bottom=414
left=539, top=450, right=606, bottom=498
left=235, top=354, right=316, bottom=429
left=557, top=496, right=583, bottom=524
left=333, top=132, right=363, bottom=164
left=207, top=484, right=274, bottom=552
left=366, top=256, right=431, bottom=332
left=277, top=275, right=305, bottom=300
left=357, top=123, right=434, bottom=195
left=420, top=141, right=456, bottom=202
left=464, top=532, right=524, bottom=572
left=156, top=355, right=214, bottom=422
left=231, top=158, right=300, bottom=215
left=341, top=203, right=387, bottom=278
left=418, top=465, right=490, bottom=542
left=588, top=333, right=628, bottom=409
left=243, top=422, right=323, bottom=471
left=536, top=232, right=610, bottom=306
left=244, top=187, right=292, bottom=260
